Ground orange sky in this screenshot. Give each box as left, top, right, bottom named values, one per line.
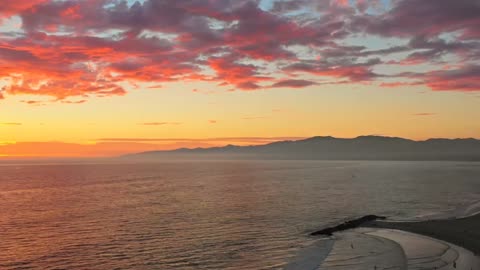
left=0, top=138, right=307, bottom=157
left=1, top=0, right=479, bottom=157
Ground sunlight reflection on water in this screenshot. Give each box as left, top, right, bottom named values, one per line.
left=0, top=161, right=479, bottom=269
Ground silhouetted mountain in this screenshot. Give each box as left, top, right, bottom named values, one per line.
left=123, top=136, right=480, bottom=161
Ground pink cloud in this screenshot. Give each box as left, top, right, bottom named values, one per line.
left=351, top=0, right=480, bottom=38
left=0, top=0, right=48, bottom=18
left=0, top=0, right=478, bottom=103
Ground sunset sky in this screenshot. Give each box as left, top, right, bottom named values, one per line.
left=1, top=0, right=479, bottom=157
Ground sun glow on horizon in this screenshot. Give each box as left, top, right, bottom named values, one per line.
left=0, top=0, right=479, bottom=157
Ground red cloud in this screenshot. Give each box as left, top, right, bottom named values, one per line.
left=0, top=0, right=478, bottom=102
left=208, top=54, right=271, bottom=90
left=0, top=0, right=48, bottom=18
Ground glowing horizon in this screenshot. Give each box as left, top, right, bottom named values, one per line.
left=1, top=0, right=479, bottom=157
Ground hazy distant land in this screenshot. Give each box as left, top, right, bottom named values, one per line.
left=123, top=136, right=480, bottom=161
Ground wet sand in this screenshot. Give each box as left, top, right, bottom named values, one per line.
left=365, top=213, right=480, bottom=255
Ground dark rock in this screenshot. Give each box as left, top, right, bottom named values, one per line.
left=310, top=215, right=387, bottom=236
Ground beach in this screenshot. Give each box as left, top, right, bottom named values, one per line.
left=291, top=211, right=480, bottom=269
left=366, top=213, right=480, bottom=255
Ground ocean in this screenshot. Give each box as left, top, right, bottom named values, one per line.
left=0, top=160, right=479, bottom=269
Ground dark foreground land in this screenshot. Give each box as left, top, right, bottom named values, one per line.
left=365, top=214, right=480, bottom=255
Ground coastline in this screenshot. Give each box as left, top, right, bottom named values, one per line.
left=364, top=213, right=480, bottom=255
left=298, top=211, right=480, bottom=269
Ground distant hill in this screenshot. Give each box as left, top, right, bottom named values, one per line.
left=122, top=136, right=480, bottom=161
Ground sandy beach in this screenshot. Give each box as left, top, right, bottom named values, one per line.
left=366, top=214, right=480, bottom=255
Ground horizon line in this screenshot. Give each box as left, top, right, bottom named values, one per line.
left=2, top=135, right=479, bottom=160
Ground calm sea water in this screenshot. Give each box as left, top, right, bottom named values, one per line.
left=0, top=160, right=479, bottom=269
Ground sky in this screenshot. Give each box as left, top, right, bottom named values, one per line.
left=0, top=0, right=479, bottom=157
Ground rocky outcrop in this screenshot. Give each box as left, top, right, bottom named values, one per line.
left=310, top=215, right=387, bottom=236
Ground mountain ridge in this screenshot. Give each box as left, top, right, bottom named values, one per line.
left=123, top=136, right=480, bottom=161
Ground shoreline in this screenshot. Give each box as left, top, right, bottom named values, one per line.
left=364, top=213, right=480, bottom=255
left=298, top=214, right=480, bottom=269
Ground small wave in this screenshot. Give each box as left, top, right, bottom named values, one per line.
left=389, top=199, right=480, bottom=222
left=454, top=200, right=480, bottom=218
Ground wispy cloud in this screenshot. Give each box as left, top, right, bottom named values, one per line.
left=147, top=84, right=163, bottom=89
left=2, top=122, right=22, bottom=126
left=21, top=100, right=46, bottom=105
left=98, top=137, right=306, bottom=144
left=138, top=122, right=182, bottom=126
left=243, top=116, right=268, bottom=120
left=270, top=79, right=317, bottom=88
left=61, top=100, right=87, bottom=104
left=192, top=89, right=217, bottom=95
left=413, top=113, right=436, bottom=116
